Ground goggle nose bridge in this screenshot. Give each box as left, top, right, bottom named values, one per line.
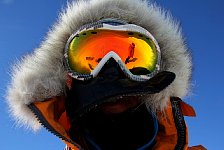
left=91, top=51, right=129, bottom=78
left=97, top=58, right=126, bottom=79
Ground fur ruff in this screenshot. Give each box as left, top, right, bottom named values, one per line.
left=6, top=0, right=192, bottom=131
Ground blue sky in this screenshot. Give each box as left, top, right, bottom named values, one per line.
left=0, top=0, right=223, bottom=149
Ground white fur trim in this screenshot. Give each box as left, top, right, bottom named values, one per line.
left=6, top=0, right=192, bottom=131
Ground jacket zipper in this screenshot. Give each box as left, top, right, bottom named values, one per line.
left=171, top=97, right=186, bottom=150
left=28, top=104, right=83, bottom=150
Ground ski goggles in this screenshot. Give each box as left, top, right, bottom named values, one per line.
left=64, top=19, right=161, bottom=81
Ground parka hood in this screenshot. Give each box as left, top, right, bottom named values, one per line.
left=6, top=0, right=192, bottom=131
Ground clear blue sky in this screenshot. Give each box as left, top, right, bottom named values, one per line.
left=0, top=0, right=223, bottom=149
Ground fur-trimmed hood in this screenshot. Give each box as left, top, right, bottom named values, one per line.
left=6, top=0, right=192, bottom=131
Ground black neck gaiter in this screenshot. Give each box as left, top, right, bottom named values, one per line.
left=69, top=104, right=158, bottom=150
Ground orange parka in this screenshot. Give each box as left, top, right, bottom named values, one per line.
left=29, top=96, right=206, bottom=150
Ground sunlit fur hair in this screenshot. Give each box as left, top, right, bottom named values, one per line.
left=6, top=0, right=192, bottom=131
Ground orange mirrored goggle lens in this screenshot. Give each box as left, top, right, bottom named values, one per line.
left=67, top=29, right=158, bottom=75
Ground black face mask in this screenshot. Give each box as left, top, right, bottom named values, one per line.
left=65, top=59, right=175, bottom=149
left=65, top=59, right=175, bottom=118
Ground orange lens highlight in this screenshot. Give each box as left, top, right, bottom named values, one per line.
left=68, top=29, right=157, bottom=75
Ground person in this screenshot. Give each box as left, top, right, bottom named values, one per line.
left=6, top=0, right=206, bottom=149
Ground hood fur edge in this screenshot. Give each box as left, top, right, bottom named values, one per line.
left=6, top=0, right=192, bottom=131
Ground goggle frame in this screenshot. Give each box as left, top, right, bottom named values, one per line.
left=64, top=20, right=161, bottom=81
